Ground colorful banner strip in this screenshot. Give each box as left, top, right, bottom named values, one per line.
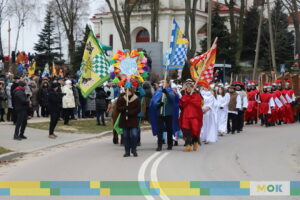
left=0, top=181, right=299, bottom=196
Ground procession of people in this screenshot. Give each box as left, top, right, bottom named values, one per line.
left=0, top=70, right=298, bottom=157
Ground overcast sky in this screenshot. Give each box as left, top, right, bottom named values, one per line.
left=1, top=0, right=105, bottom=57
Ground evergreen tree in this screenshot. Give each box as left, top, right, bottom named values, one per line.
left=241, top=6, right=259, bottom=63
left=34, top=8, right=61, bottom=68
left=271, top=0, right=294, bottom=68
left=73, top=25, right=90, bottom=73
left=200, top=5, right=234, bottom=70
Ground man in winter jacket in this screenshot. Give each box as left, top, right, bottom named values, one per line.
left=13, top=81, right=30, bottom=140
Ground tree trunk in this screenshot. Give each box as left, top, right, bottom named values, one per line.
left=68, top=35, right=75, bottom=66
left=291, top=0, right=300, bottom=64
left=253, top=5, right=264, bottom=80
left=14, top=25, right=22, bottom=53
left=207, top=0, right=212, bottom=49
left=188, top=0, right=198, bottom=59
left=151, top=0, right=159, bottom=42
left=267, top=0, right=277, bottom=73
left=185, top=0, right=191, bottom=43
left=235, top=0, right=245, bottom=66
left=0, top=25, right=3, bottom=57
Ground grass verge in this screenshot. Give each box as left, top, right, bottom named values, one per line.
left=27, top=119, right=113, bottom=134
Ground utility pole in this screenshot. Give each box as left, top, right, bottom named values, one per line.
left=207, top=0, right=212, bottom=49
left=253, top=1, right=264, bottom=80
left=267, top=0, right=277, bottom=74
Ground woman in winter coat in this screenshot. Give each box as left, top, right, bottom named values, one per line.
left=38, top=81, right=49, bottom=117
left=29, top=81, right=40, bottom=117
left=86, top=90, right=96, bottom=118
left=95, top=86, right=107, bottom=126
left=0, top=81, right=7, bottom=122
left=61, top=80, right=75, bottom=125
left=5, top=82, right=13, bottom=121
left=116, top=87, right=141, bottom=157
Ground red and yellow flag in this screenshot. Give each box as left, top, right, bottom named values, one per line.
left=190, top=39, right=217, bottom=86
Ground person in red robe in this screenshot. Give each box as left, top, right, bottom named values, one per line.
left=245, top=81, right=258, bottom=125
left=282, top=80, right=295, bottom=123
left=258, top=83, right=275, bottom=127
left=179, top=79, right=203, bottom=152
left=273, top=80, right=286, bottom=125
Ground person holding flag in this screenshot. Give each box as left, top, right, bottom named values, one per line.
left=179, top=79, right=203, bottom=152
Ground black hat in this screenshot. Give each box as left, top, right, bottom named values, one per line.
left=51, top=83, right=60, bottom=89
left=18, top=81, right=26, bottom=87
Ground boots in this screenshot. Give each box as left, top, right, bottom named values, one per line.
left=193, top=142, right=198, bottom=151
left=183, top=145, right=192, bottom=152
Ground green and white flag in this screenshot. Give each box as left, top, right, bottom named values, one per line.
left=78, top=30, right=110, bottom=98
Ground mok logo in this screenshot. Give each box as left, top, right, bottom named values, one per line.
left=250, top=181, right=290, bottom=196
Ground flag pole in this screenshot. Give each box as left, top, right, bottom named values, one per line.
left=160, top=52, right=170, bottom=114
left=191, top=37, right=217, bottom=93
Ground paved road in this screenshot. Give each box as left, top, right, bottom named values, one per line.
left=0, top=123, right=300, bottom=200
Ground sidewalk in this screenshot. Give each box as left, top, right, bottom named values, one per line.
left=0, top=123, right=112, bottom=160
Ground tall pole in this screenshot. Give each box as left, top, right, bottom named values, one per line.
left=267, top=0, right=277, bottom=74
left=207, top=0, right=212, bottom=49
left=253, top=2, right=264, bottom=80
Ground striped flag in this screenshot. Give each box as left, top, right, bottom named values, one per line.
left=164, top=19, right=189, bottom=70
left=190, top=38, right=217, bottom=85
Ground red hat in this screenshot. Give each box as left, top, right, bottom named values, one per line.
left=275, top=80, right=281, bottom=84
left=263, top=82, right=270, bottom=88
left=240, top=82, right=245, bottom=86
left=233, top=81, right=239, bottom=84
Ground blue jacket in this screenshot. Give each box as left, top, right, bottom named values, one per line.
left=149, top=87, right=180, bottom=136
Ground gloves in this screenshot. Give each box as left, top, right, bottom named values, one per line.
left=159, top=102, right=164, bottom=107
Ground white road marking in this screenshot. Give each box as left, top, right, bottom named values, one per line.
left=150, top=152, right=170, bottom=200
left=138, top=152, right=161, bottom=200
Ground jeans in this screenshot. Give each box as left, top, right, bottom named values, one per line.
left=123, top=128, right=138, bottom=154
left=157, top=116, right=173, bottom=147
left=49, top=112, right=60, bottom=135
left=96, top=109, right=105, bottom=125
left=14, top=109, right=27, bottom=138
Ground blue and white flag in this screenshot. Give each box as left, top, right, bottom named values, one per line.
left=164, top=19, right=189, bottom=70
left=42, top=63, right=50, bottom=77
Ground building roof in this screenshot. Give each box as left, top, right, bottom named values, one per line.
left=288, top=12, right=300, bottom=25
left=212, top=1, right=241, bottom=14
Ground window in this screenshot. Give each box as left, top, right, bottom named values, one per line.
left=136, top=29, right=150, bottom=43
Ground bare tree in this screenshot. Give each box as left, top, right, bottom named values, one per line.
left=184, top=0, right=199, bottom=59
left=52, top=0, right=88, bottom=65
left=0, top=0, right=8, bottom=57
left=8, top=0, right=36, bottom=53
left=105, top=0, right=140, bottom=50
left=283, top=0, right=300, bottom=65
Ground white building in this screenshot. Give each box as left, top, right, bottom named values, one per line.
left=91, top=0, right=208, bottom=55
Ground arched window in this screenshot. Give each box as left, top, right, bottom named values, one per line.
left=136, top=29, right=150, bottom=43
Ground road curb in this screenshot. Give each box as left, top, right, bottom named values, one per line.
left=0, top=126, right=151, bottom=162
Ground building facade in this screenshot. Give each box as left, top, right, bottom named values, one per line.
left=91, top=0, right=208, bottom=56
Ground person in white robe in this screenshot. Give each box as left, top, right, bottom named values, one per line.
left=216, top=86, right=230, bottom=136
left=200, top=87, right=218, bottom=144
